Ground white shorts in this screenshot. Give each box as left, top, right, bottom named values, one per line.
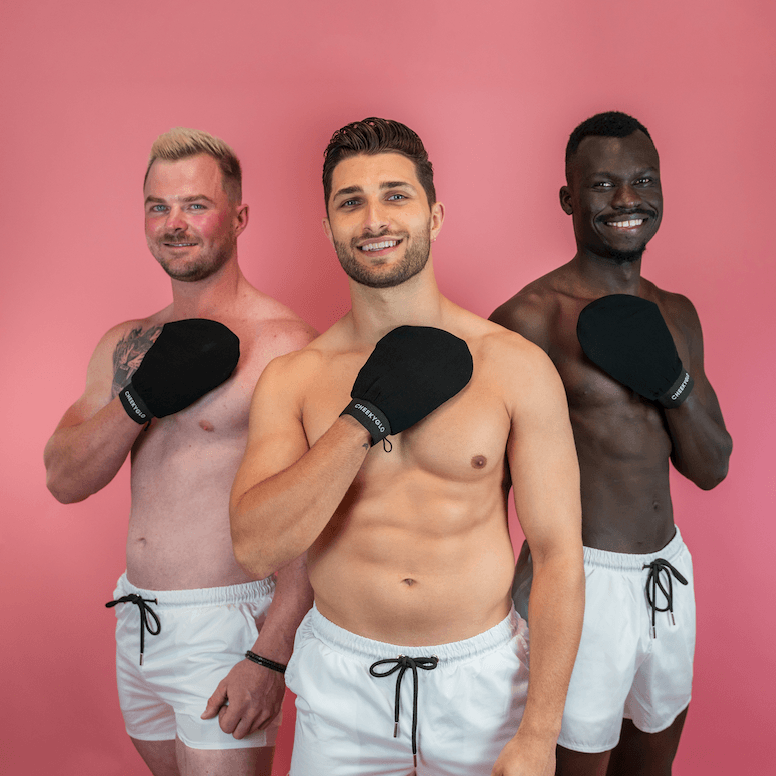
left=285, top=604, right=530, bottom=776
left=111, top=573, right=279, bottom=749
left=513, top=528, right=695, bottom=753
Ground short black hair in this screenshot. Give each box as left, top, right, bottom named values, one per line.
left=322, top=117, right=435, bottom=210
left=565, top=111, right=654, bottom=169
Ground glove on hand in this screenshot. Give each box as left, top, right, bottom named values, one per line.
left=119, top=319, right=240, bottom=423
left=576, top=294, right=693, bottom=408
left=341, top=325, right=474, bottom=445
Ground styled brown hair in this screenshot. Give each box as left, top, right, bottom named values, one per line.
left=322, top=117, right=435, bottom=210
left=144, top=127, right=242, bottom=203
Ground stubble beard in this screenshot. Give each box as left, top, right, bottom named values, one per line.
left=606, top=244, right=647, bottom=265
left=149, top=233, right=235, bottom=282
left=334, top=223, right=432, bottom=289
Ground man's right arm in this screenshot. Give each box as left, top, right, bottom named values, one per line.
left=44, top=325, right=146, bottom=503
left=230, top=354, right=371, bottom=580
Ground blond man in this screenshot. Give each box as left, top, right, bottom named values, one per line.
left=45, top=128, right=316, bottom=776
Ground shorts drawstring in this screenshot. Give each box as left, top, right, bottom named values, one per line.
left=106, top=593, right=161, bottom=664
left=643, top=558, right=688, bottom=638
left=369, top=654, right=439, bottom=767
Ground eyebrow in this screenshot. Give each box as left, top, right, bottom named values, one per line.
left=144, top=194, right=216, bottom=205
left=332, top=180, right=417, bottom=201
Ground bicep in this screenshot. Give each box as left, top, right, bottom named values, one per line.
left=51, top=329, right=121, bottom=433
left=230, top=360, right=310, bottom=508
left=507, top=355, right=581, bottom=562
left=679, top=301, right=728, bottom=428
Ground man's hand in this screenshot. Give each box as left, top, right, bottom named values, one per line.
left=491, top=730, right=556, bottom=776
left=200, top=658, right=285, bottom=739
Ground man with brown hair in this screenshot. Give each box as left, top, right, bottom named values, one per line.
left=491, top=111, right=732, bottom=775
left=45, top=128, right=316, bottom=776
left=231, top=118, right=584, bottom=776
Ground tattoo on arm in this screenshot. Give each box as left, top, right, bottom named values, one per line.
left=111, top=325, right=162, bottom=399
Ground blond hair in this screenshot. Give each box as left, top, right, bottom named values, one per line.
left=144, top=128, right=242, bottom=202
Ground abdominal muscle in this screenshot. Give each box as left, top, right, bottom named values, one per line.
left=125, top=421, right=255, bottom=591
left=309, top=476, right=516, bottom=647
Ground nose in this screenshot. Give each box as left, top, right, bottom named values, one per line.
left=165, top=205, right=187, bottom=231
left=611, top=183, right=641, bottom=210
left=361, top=199, right=390, bottom=235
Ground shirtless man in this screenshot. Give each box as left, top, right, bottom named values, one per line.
left=230, top=117, right=584, bottom=776
left=44, top=128, right=315, bottom=776
left=490, top=111, right=733, bottom=776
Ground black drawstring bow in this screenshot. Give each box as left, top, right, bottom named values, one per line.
left=369, top=654, right=439, bottom=767
left=643, top=558, right=688, bottom=638
left=106, top=593, right=161, bottom=664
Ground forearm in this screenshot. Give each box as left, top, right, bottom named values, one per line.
left=249, top=553, right=314, bottom=664
left=518, top=549, right=584, bottom=743
left=44, top=399, right=143, bottom=503
left=231, top=416, right=370, bottom=578
left=665, top=391, right=732, bottom=489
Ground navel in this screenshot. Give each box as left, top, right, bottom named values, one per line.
left=402, top=578, right=416, bottom=587
left=199, top=420, right=215, bottom=433
left=471, top=455, right=487, bottom=469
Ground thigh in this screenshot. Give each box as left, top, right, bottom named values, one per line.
left=175, top=740, right=275, bottom=776
left=131, top=738, right=179, bottom=776
left=556, top=746, right=611, bottom=776
left=606, top=707, right=688, bottom=776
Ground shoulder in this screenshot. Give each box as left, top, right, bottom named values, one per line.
left=92, top=310, right=168, bottom=364
left=489, top=268, right=568, bottom=351
left=450, top=306, right=561, bottom=390
left=254, top=316, right=318, bottom=360
left=643, top=280, right=703, bottom=334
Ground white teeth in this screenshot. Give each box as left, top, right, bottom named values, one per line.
left=361, top=240, right=398, bottom=251
left=606, top=219, right=644, bottom=228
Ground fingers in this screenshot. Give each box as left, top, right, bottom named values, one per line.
left=200, top=682, right=228, bottom=720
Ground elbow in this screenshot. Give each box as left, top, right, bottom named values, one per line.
left=695, top=460, right=730, bottom=491
left=45, top=469, right=90, bottom=505
left=232, top=538, right=274, bottom=581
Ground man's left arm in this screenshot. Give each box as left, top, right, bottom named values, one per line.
left=201, top=552, right=313, bottom=739
left=664, top=296, right=732, bottom=490
left=493, top=342, right=584, bottom=776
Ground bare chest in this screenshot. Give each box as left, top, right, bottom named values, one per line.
left=303, top=357, right=510, bottom=485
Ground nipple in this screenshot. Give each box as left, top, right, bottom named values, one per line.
left=471, top=455, right=487, bottom=469
left=199, top=420, right=215, bottom=433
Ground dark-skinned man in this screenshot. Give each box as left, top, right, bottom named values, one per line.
left=491, top=111, right=732, bottom=776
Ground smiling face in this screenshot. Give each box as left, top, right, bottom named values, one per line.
left=323, top=152, right=444, bottom=289
left=144, top=153, right=247, bottom=282
left=561, top=131, right=662, bottom=264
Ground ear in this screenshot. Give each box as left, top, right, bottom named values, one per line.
left=430, top=201, right=445, bottom=241
left=322, top=217, right=334, bottom=246
left=559, top=186, right=573, bottom=215
left=234, top=204, right=249, bottom=236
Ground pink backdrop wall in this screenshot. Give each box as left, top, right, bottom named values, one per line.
left=2, top=1, right=773, bottom=773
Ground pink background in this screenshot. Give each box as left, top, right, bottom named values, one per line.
left=2, top=1, right=773, bottom=773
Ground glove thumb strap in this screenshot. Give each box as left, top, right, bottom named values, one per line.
left=340, top=399, right=391, bottom=446
left=119, top=381, right=154, bottom=424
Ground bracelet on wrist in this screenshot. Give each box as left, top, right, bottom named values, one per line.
left=245, top=650, right=287, bottom=674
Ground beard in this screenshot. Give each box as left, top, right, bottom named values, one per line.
left=148, top=232, right=234, bottom=282
left=606, top=244, right=647, bottom=265
left=334, top=223, right=432, bottom=289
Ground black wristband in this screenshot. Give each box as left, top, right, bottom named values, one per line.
left=340, top=398, right=392, bottom=446
left=245, top=651, right=287, bottom=674
left=119, top=381, right=154, bottom=424
left=658, top=369, right=694, bottom=408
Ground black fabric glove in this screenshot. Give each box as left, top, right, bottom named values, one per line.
left=576, top=294, right=693, bottom=408
left=119, top=319, right=240, bottom=423
left=341, top=325, right=474, bottom=445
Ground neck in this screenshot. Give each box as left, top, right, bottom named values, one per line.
left=347, top=258, right=447, bottom=343
left=168, top=256, right=246, bottom=319
left=571, top=250, right=644, bottom=296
